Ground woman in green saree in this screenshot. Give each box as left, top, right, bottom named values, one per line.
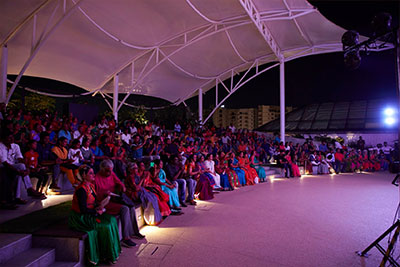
left=69, top=165, right=121, bottom=265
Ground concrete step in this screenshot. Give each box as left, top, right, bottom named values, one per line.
left=1, top=247, right=55, bottom=267
left=51, top=261, right=80, bottom=267
left=265, top=169, right=279, bottom=176
left=0, top=233, right=32, bottom=264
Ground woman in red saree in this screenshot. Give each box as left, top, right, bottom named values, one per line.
left=215, top=152, right=234, bottom=190
left=238, top=152, right=257, bottom=185
left=145, top=166, right=171, bottom=217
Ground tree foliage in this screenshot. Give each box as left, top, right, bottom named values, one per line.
left=118, top=106, right=148, bottom=125
left=8, top=91, right=56, bottom=112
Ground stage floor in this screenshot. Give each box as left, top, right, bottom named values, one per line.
left=112, top=172, right=400, bottom=267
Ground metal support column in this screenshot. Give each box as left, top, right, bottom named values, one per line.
left=0, top=45, right=7, bottom=103
left=113, top=75, right=119, bottom=122
left=280, top=60, right=285, bottom=143
left=198, top=88, right=203, bottom=127
left=396, top=28, right=400, bottom=162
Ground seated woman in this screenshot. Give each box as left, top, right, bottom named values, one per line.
left=68, top=139, right=84, bottom=168
left=145, top=165, right=172, bottom=217
left=361, top=151, right=373, bottom=172
left=112, top=139, right=127, bottom=181
left=370, top=150, right=381, bottom=171
left=125, top=162, right=162, bottom=226
left=194, top=155, right=214, bottom=200
left=229, top=153, right=246, bottom=186
left=51, top=137, right=79, bottom=187
left=153, top=160, right=181, bottom=212
left=69, top=165, right=120, bottom=265
left=215, top=152, right=234, bottom=191
left=94, top=160, right=144, bottom=248
left=203, top=154, right=221, bottom=189
left=239, top=152, right=258, bottom=185
left=249, top=151, right=266, bottom=182
left=288, top=153, right=301, bottom=177
left=90, top=139, right=108, bottom=173
left=185, top=154, right=200, bottom=181
left=318, top=153, right=330, bottom=174
left=80, top=137, right=95, bottom=168
left=222, top=152, right=240, bottom=188
left=299, top=151, right=311, bottom=175
left=143, top=138, right=156, bottom=158
left=309, top=151, right=320, bottom=175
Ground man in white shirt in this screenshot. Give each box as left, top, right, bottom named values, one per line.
left=326, top=150, right=335, bottom=170
left=221, top=134, right=231, bottom=145
left=121, top=128, right=132, bottom=146
left=334, top=140, right=342, bottom=149
left=382, top=142, right=393, bottom=162
left=97, top=117, right=109, bottom=134
left=0, top=133, right=45, bottom=206
left=174, top=122, right=181, bottom=133
left=129, top=122, right=137, bottom=135
left=228, top=124, right=236, bottom=133
left=73, top=125, right=85, bottom=144
left=153, top=123, right=161, bottom=136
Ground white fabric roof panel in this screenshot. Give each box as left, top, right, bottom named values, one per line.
left=1, top=0, right=346, bottom=103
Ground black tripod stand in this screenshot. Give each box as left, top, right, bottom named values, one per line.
left=356, top=174, right=400, bottom=266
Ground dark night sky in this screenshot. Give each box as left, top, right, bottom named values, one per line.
left=217, top=1, right=400, bottom=109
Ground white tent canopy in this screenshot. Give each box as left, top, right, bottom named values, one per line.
left=2, top=0, right=367, bottom=140
left=1, top=0, right=346, bottom=99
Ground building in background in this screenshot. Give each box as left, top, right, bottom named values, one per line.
left=213, top=105, right=292, bottom=130
left=257, top=105, right=293, bottom=127
left=256, top=99, right=398, bottom=146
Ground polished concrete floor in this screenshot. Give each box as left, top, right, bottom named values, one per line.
left=112, top=172, right=400, bottom=267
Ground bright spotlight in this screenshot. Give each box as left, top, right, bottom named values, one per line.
left=384, top=117, right=396, bottom=125
left=384, top=107, right=396, bottom=116
left=221, top=105, right=225, bottom=108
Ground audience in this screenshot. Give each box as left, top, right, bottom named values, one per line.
left=0, top=107, right=396, bottom=264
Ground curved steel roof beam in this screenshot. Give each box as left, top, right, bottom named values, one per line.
left=224, top=28, right=250, bottom=63
left=6, top=0, right=85, bottom=104
left=108, top=20, right=255, bottom=108
left=239, top=0, right=282, bottom=61
left=0, top=0, right=54, bottom=46
left=282, top=0, right=313, bottom=47
left=72, top=0, right=252, bottom=50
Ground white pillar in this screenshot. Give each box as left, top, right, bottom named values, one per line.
left=396, top=28, right=400, bottom=164
left=198, top=88, right=203, bottom=127
left=280, top=60, right=285, bottom=143
left=0, top=45, right=7, bottom=103
left=113, top=75, right=119, bottom=122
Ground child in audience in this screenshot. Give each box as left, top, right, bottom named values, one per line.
left=68, top=139, right=84, bottom=167
left=25, top=140, right=49, bottom=195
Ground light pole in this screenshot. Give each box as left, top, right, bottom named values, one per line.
left=342, top=12, right=400, bottom=162
left=348, top=13, right=400, bottom=265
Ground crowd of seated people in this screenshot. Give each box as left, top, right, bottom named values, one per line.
left=0, top=109, right=396, bottom=208
left=0, top=107, right=396, bottom=264
left=269, top=136, right=395, bottom=177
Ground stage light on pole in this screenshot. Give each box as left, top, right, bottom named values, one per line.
left=385, top=117, right=396, bottom=126
left=384, top=107, right=396, bottom=116
left=342, top=30, right=359, bottom=47
left=344, top=50, right=361, bottom=70
left=383, top=107, right=397, bottom=126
